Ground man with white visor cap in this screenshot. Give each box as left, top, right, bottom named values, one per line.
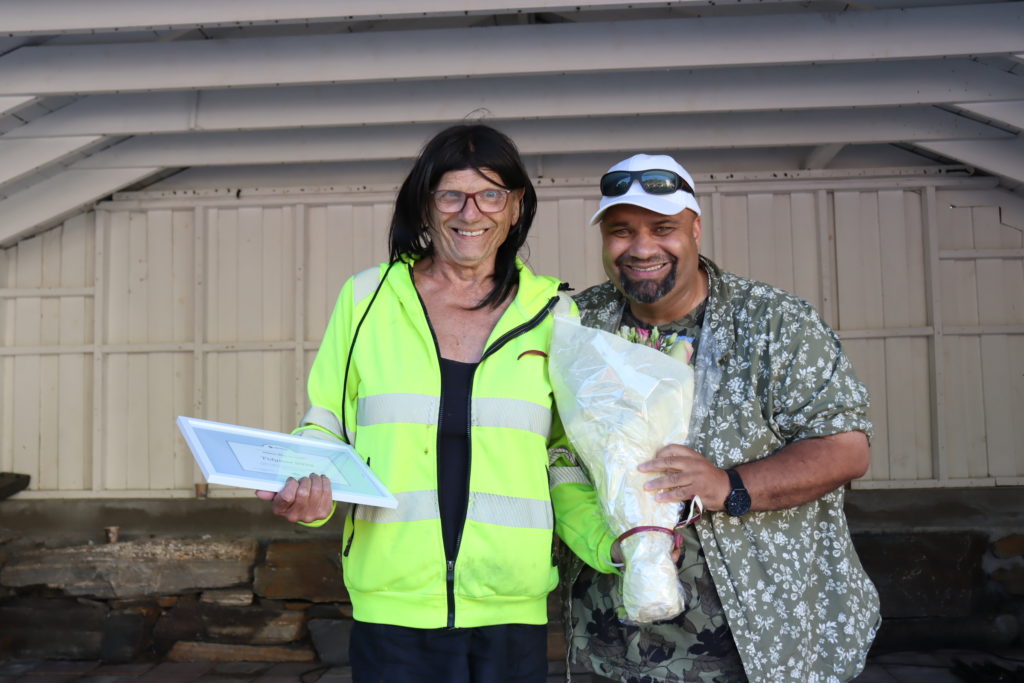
left=564, top=153, right=880, bottom=683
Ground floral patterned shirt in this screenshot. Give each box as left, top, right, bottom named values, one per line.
left=569, top=256, right=880, bottom=683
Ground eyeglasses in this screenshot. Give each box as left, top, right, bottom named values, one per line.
left=431, top=189, right=512, bottom=214
left=600, top=169, right=694, bottom=198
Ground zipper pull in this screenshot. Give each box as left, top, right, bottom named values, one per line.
left=447, top=559, right=455, bottom=581
left=342, top=503, right=358, bottom=557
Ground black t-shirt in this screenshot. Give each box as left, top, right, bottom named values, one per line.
left=437, top=357, right=478, bottom=561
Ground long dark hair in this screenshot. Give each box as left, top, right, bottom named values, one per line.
left=388, top=123, right=538, bottom=309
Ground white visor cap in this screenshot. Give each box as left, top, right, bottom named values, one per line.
left=590, top=153, right=701, bottom=224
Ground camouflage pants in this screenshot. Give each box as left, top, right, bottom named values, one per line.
left=569, top=525, right=748, bottom=683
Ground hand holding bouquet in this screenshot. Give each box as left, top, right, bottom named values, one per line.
left=550, top=315, right=696, bottom=623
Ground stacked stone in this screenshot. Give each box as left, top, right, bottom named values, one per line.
left=855, top=531, right=1021, bottom=651
left=0, top=536, right=571, bottom=666
left=0, top=538, right=352, bottom=663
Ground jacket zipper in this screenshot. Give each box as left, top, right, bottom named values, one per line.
left=411, top=286, right=461, bottom=626
left=342, top=456, right=368, bottom=558
left=342, top=503, right=357, bottom=557
left=480, top=295, right=560, bottom=362
left=418, top=289, right=561, bottom=628
left=447, top=362, right=477, bottom=628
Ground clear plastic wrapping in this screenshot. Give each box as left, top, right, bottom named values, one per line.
left=550, top=315, right=696, bottom=622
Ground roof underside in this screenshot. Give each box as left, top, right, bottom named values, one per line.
left=1, top=0, right=1022, bottom=246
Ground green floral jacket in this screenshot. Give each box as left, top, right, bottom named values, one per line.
left=569, top=256, right=880, bottom=683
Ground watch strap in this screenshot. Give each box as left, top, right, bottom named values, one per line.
left=726, top=467, right=744, bottom=491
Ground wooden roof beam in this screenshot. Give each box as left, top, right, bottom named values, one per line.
left=802, top=144, right=846, bottom=171
left=70, top=108, right=1011, bottom=169
left=0, top=96, right=36, bottom=118
left=0, top=168, right=159, bottom=247
left=0, top=0, right=760, bottom=35
left=1, top=3, right=1021, bottom=96
left=955, top=101, right=1024, bottom=132
left=916, top=137, right=1024, bottom=187
left=6, top=61, right=1022, bottom=139
left=0, top=136, right=105, bottom=188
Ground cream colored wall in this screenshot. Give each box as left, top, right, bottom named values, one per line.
left=1, top=177, right=1021, bottom=498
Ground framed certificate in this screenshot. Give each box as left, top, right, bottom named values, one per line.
left=176, top=416, right=397, bottom=508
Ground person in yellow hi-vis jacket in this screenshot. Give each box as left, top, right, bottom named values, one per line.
left=257, top=124, right=619, bottom=683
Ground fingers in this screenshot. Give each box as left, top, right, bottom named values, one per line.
left=265, top=475, right=333, bottom=524
left=641, top=460, right=704, bottom=496
left=638, top=456, right=699, bottom=500
left=643, top=471, right=689, bottom=493
left=651, top=483, right=696, bottom=503
left=638, top=446, right=725, bottom=505
left=316, top=476, right=334, bottom=519
left=638, top=445, right=702, bottom=473
left=271, top=477, right=299, bottom=517
left=305, top=474, right=334, bottom=522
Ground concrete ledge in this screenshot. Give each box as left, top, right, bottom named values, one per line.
left=2, top=488, right=1021, bottom=546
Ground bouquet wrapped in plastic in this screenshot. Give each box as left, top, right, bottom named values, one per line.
left=550, top=315, right=697, bottom=623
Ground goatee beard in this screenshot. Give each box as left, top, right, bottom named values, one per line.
left=617, top=257, right=677, bottom=304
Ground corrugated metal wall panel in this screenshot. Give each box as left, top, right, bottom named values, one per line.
left=2, top=181, right=1022, bottom=496
left=527, top=197, right=604, bottom=291
left=835, top=192, right=886, bottom=331
left=304, top=203, right=391, bottom=341
left=788, top=192, right=823, bottom=314
left=205, top=206, right=295, bottom=344
left=716, top=195, right=752, bottom=279
left=707, top=192, right=826, bottom=312
left=935, top=192, right=1024, bottom=482
left=2, top=217, right=96, bottom=491
left=980, top=335, right=1018, bottom=477
left=942, top=336, right=988, bottom=479
left=205, top=350, right=296, bottom=434
left=885, top=337, right=933, bottom=481
left=845, top=339, right=889, bottom=482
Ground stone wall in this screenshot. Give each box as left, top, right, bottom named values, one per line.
left=0, top=499, right=567, bottom=664
left=0, top=489, right=1021, bottom=663
left=0, top=536, right=337, bottom=663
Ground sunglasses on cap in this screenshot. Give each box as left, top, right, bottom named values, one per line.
left=600, top=169, right=695, bottom=198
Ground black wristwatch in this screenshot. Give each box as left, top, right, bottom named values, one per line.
left=724, top=468, right=751, bottom=517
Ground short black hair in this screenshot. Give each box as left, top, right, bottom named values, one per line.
left=388, top=123, right=538, bottom=309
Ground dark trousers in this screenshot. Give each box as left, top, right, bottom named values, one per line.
left=350, top=620, right=548, bottom=683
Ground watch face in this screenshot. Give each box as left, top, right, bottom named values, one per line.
left=726, top=489, right=751, bottom=516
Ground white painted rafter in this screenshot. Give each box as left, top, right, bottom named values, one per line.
left=0, top=136, right=104, bottom=187
left=802, top=144, right=846, bottom=171
left=5, top=60, right=1022, bottom=139
left=6, top=104, right=1005, bottom=244
left=0, top=167, right=159, bottom=246
left=0, top=96, right=35, bottom=118
left=0, top=0, right=767, bottom=34
left=70, top=108, right=1010, bottom=169
left=917, top=137, right=1024, bottom=186
left=956, top=101, right=1024, bottom=131
left=0, top=3, right=1021, bottom=96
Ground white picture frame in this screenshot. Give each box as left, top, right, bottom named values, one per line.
left=176, top=416, right=397, bottom=509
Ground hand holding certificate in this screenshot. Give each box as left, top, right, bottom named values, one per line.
left=255, top=472, right=335, bottom=524
left=176, top=417, right=397, bottom=509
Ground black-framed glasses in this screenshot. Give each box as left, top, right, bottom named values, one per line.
left=431, top=189, right=512, bottom=214
left=600, top=169, right=694, bottom=198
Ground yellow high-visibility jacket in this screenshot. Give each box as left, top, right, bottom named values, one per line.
left=298, top=257, right=616, bottom=629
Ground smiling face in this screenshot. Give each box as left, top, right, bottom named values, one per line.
left=600, top=204, right=706, bottom=324
left=427, top=168, right=522, bottom=272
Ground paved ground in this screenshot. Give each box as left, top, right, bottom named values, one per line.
left=2, top=649, right=1023, bottom=682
